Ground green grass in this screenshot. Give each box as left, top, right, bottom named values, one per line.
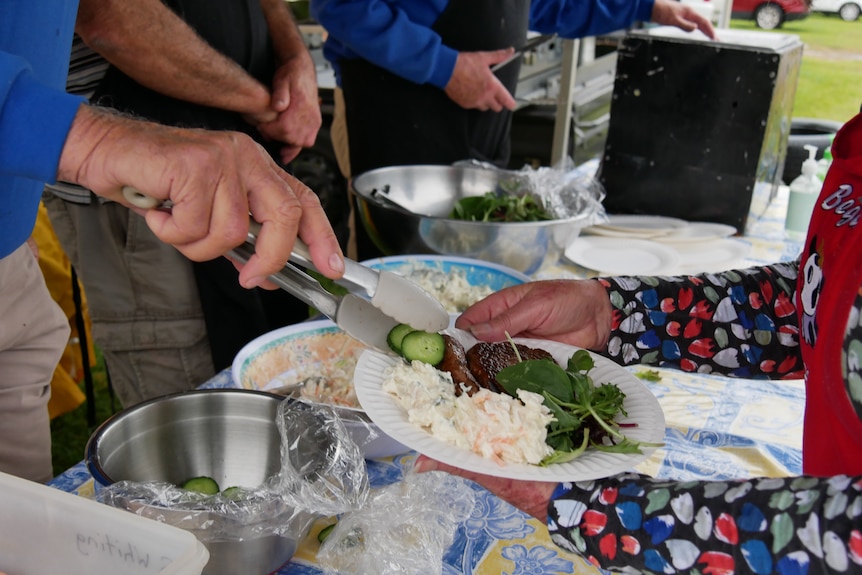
left=734, top=14, right=862, bottom=51
left=795, top=59, right=862, bottom=122
left=730, top=13, right=862, bottom=122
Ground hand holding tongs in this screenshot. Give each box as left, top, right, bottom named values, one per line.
left=122, top=187, right=449, bottom=353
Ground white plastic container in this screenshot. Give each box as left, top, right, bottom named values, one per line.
left=785, top=144, right=823, bottom=235
left=0, top=471, right=209, bottom=575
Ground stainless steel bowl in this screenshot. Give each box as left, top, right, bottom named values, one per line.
left=352, top=164, right=591, bottom=275
left=85, top=389, right=317, bottom=575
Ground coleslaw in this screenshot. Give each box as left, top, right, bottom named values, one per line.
left=382, top=360, right=554, bottom=465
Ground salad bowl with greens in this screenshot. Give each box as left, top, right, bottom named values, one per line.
left=351, top=164, right=602, bottom=275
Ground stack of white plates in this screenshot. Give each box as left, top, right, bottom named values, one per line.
left=566, top=215, right=751, bottom=275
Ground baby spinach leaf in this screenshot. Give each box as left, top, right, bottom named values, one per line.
left=496, top=359, right=573, bottom=403
left=567, top=349, right=595, bottom=372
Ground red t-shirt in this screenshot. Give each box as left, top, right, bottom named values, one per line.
left=798, top=111, right=862, bottom=476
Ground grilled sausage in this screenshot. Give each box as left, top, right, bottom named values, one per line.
left=437, top=335, right=482, bottom=396
left=465, top=342, right=553, bottom=395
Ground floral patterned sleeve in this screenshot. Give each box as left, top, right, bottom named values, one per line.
left=548, top=472, right=862, bottom=574
left=598, top=261, right=805, bottom=379
left=542, top=265, right=862, bottom=574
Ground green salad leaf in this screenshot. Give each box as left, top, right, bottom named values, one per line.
left=495, top=349, right=662, bottom=465
left=450, top=191, right=553, bottom=222
left=636, top=369, right=662, bottom=382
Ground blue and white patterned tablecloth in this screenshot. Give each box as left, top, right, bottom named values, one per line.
left=51, top=187, right=806, bottom=575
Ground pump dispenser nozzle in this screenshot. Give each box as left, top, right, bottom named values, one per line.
left=801, top=144, right=819, bottom=177
left=785, top=144, right=823, bottom=235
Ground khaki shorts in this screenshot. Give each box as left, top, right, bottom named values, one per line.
left=0, top=244, right=69, bottom=482
left=42, top=193, right=214, bottom=407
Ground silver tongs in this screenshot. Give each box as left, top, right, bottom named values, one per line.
left=235, top=222, right=449, bottom=352
left=123, top=188, right=449, bottom=353
left=491, top=33, right=557, bottom=72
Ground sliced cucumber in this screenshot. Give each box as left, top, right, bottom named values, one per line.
left=182, top=476, right=220, bottom=495
left=386, top=323, right=416, bottom=354
left=400, top=330, right=445, bottom=365
left=317, top=523, right=337, bottom=543
left=221, top=486, right=243, bottom=500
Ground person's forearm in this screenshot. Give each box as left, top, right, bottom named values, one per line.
left=598, top=261, right=803, bottom=378
left=260, top=0, right=311, bottom=66
left=75, top=0, right=271, bottom=116
left=551, top=472, right=862, bottom=575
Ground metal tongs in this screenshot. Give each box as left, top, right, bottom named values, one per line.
left=122, top=187, right=449, bottom=353
left=491, top=33, right=557, bottom=72
left=235, top=222, right=449, bottom=352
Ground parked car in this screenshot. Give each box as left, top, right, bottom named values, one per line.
left=810, top=0, right=862, bottom=20
left=731, top=0, right=810, bottom=28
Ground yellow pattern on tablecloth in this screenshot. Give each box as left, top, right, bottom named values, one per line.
left=714, top=446, right=799, bottom=478
left=474, top=518, right=601, bottom=575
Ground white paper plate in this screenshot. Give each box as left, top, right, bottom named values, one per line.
left=675, top=239, right=751, bottom=274
left=583, top=226, right=669, bottom=239
left=653, top=222, right=738, bottom=243
left=564, top=237, right=681, bottom=275
left=354, top=338, right=665, bottom=482
left=597, top=215, right=690, bottom=235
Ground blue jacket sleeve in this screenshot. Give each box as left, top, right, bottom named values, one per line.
left=311, top=0, right=655, bottom=91
left=0, top=52, right=85, bottom=183
left=310, top=0, right=458, bottom=90
left=530, top=0, right=655, bottom=39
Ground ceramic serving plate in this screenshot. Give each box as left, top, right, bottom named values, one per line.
left=360, top=255, right=531, bottom=313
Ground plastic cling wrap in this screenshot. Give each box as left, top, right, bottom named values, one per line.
left=453, top=158, right=607, bottom=223
left=317, top=471, right=476, bottom=575
left=97, top=399, right=369, bottom=544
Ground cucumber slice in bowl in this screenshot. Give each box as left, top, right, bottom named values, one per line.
left=181, top=476, right=220, bottom=495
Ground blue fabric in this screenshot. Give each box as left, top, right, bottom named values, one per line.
left=0, top=1, right=86, bottom=258
left=310, top=0, right=655, bottom=88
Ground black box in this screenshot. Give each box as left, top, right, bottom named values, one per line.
left=599, top=27, right=803, bottom=232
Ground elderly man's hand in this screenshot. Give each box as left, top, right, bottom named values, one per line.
left=651, top=0, right=718, bottom=39
left=444, top=49, right=518, bottom=112
left=256, top=50, right=322, bottom=165
left=58, top=105, right=343, bottom=289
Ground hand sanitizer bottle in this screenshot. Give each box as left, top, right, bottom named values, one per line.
left=785, top=144, right=822, bottom=236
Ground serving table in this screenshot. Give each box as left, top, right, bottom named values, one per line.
left=51, top=187, right=804, bottom=575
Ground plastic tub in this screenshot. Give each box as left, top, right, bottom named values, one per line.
left=0, top=471, right=209, bottom=575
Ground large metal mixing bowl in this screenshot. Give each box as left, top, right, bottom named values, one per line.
left=85, top=389, right=318, bottom=575
left=352, top=164, right=592, bottom=275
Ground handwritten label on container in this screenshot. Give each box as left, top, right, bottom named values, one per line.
left=76, top=532, right=171, bottom=572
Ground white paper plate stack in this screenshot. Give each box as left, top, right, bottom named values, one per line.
left=567, top=215, right=751, bottom=275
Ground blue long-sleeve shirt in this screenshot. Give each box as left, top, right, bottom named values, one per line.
left=0, top=2, right=86, bottom=258
left=310, top=0, right=655, bottom=89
